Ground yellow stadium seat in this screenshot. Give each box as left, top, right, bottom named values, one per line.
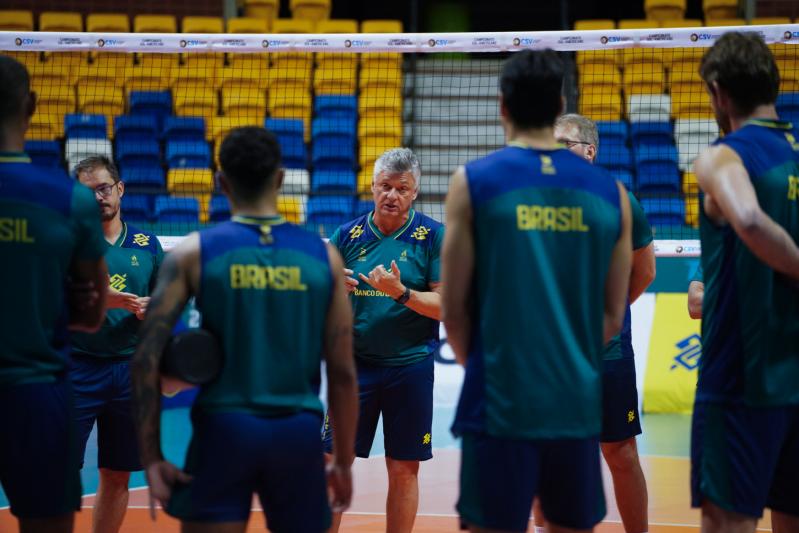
left=359, top=87, right=402, bottom=118
left=682, top=171, right=699, bottom=195
left=314, top=66, right=357, bottom=94
left=659, top=19, right=702, bottom=28
left=244, top=0, right=279, bottom=24
left=136, top=52, right=180, bottom=69
left=0, top=10, right=33, bottom=31
left=40, top=12, right=83, bottom=32
left=268, top=92, right=312, bottom=137
left=227, top=17, right=269, bottom=33
left=134, top=14, right=177, bottom=33
left=86, top=14, right=130, bottom=33
left=77, top=85, right=124, bottom=117
left=91, top=52, right=134, bottom=69
left=620, top=47, right=665, bottom=69
left=272, top=18, right=316, bottom=33
left=618, top=19, right=659, bottom=29
left=173, top=58, right=223, bottom=90
left=210, top=116, right=263, bottom=151
left=174, top=87, right=218, bottom=120
left=645, top=0, right=686, bottom=21
left=316, top=19, right=358, bottom=33
left=781, top=69, right=799, bottom=92
left=74, top=64, right=118, bottom=87
left=671, top=91, right=713, bottom=119
left=36, top=54, right=84, bottom=86
left=360, top=67, right=402, bottom=91
left=576, top=50, right=617, bottom=68
left=27, top=113, right=64, bottom=140
left=685, top=195, right=700, bottom=227
left=752, top=17, right=791, bottom=25
left=624, top=63, right=666, bottom=94
left=664, top=49, right=702, bottom=76
left=182, top=16, right=224, bottom=34
left=703, top=0, right=738, bottom=20
left=31, top=85, right=75, bottom=118
left=221, top=86, right=267, bottom=118
left=361, top=20, right=403, bottom=33
left=578, top=92, right=624, bottom=121
left=124, top=65, right=172, bottom=94
left=573, top=19, right=615, bottom=30
left=706, top=18, right=746, bottom=27
left=358, top=117, right=402, bottom=141
left=6, top=51, right=40, bottom=71
left=578, top=64, right=622, bottom=90
left=359, top=138, right=399, bottom=169
left=268, top=59, right=312, bottom=91
left=168, top=169, right=215, bottom=193
left=357, top=170, right=373, bottom=195
left=290, top=0, right=331, bottom=21
left=278, top=195, right=306, bottom=223
left=218, top=62, right=269, bottom=91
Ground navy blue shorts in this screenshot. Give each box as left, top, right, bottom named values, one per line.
left=691, top=401, right=799, bottom=518
left=0, top=380, right=82, bottom=519
left=167, top=410, right=331, bottom=530
left=323, top=355, right=433, bottom=461
left=600, top=357, right=642, bottom=443
left=458, top=432, right=606, bottom=531
left=70, top=356, right=141, bottom=472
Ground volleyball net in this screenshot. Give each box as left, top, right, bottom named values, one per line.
left=2, top=23, right=797, bottom=256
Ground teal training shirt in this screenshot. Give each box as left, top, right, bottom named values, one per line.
left=453, top=145, right=622, bottom=439
left=194, top=216, right=333, bottom=416
left=698, top=119, right=799, bottom=406
left=329, top=209, right=444, bottom=366
left=71, top=222, right=163, bottom=359
left=0, top=152, right=107, bottom=386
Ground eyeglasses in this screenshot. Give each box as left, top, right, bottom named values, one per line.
left=93, top=182, right=119, bottom=198
left=557, top=138, right=593, bottom=149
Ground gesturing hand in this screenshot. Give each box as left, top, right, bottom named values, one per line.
left=343, top=268, right=359, bottom=294
left=358, top=260, right=406, bottom=300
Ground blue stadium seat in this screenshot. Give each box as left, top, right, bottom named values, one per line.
left=25, top=141, right=61, bottom=168
left=595, top=144, right=632, bottom=171
left=209, top=195, right=231, bottom=222
left=630, top=121, right=673, bottom=147
left=265, top=118, right=304, bottom=137
left=596, top=121, right=629, bottom=145
left=154, top=196, right=200, bottom=223
left=315, top=95, right=358, bottom=122
left=312, top=118, right=357, bottom=140
left=129, top=91, right=172, bottom=129
left=312, top=170, right=356, bottom=193
left=279, top=136, right=308, bottom=170
left=122, top=194, right=152, bottom=222
left=116, top=139, right=161, bottom=170
left=121, top=167, right=165, bottom=191
left=312, top=138, right=355, bottom=171
left=307, top=195, right=353, bottom=227
left=114, top=115, right=159, bottom=143
left=610, top=170, right=634, bottom=191
left=640, top=197, right=685, bottom=227
left=166, top=141, right=211, bottom=169
left=355, top=199, right=373, bottom=216
left=635, top=145, right=680, bottom=193
left=163, top=117, right=206, bottom=143
left=65, top=114, right=107, bottom=139
left=777, top=93, right=799, bottom=126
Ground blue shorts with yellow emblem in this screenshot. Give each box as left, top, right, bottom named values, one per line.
left=600, top=357, right=642, bottom=443
left=323, top=354, right=433, bottom=461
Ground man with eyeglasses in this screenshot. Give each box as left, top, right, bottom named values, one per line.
left=529, top=113, right=655, bottom=533
left=70, top=155, right=163, bottom=533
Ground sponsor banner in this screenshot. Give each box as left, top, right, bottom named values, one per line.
left=2, top=25, right=795, bottom=53
left=643, top=293, right=701, bottom=414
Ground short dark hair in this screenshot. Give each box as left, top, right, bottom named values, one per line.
left=0, top=55, right=31, bottom=125
left=500, top=49, right=565, bottom=129
left=74, top=155, right=120, bottom=182
left=219, top=127, right=282, bottom=198
left=700, top=32, right=779, bottom=115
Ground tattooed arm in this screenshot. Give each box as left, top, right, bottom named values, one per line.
left=131, top=233, right=200, bottom=507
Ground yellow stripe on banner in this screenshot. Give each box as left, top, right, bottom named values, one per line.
left=643, top=293, right=701, bottom=414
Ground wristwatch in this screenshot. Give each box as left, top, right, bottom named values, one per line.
left=394, top=287, right=411, bottom=305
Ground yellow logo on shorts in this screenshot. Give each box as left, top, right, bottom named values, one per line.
left=133, top=233, right=150, bottom=247
left=422, top=433, right=431, bottom=445
left=349, top=225, right=364, bottom=239
left=411, top=226, right=430, bottom=240
left=109, top=273, right=128, bottom=292
left=627, top=410, right=636, bottom=423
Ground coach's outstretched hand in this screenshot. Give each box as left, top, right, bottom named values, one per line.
left=343, top=268, right=359, bottom=293
left=358, top=261, right=406, bottom=300
left=108, top=288, right=145, bottom=315
left=327, top=462, right=353, bottom=513
left=145, top=460, right=192, bottom=519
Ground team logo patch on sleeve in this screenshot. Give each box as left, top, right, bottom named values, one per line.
left=133, top=233, right=151, bottom=247
left=349, top=225, right=364, bottom=239
left=411, top=226, right=430, bottom=240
